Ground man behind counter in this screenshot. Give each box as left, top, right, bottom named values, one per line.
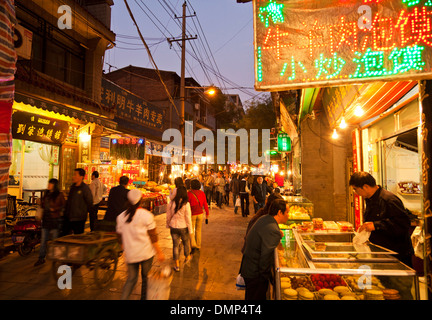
left=349, top=172, right=413, bottom=267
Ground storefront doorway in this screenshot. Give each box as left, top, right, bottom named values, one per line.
left=8, top=139, right=60, bottom=203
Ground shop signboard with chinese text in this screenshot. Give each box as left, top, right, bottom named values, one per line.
left=277, top=132, right=291, bottom=152
left=101, top=79, right=165, bottom=131
left=12, top=111, right=68, bottom=145
left=254, top=0, right=432, bottom=90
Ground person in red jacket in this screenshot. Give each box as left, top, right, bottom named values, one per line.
left=188, top=179, right=209, bottom=253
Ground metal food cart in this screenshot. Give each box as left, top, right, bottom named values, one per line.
left=47, top=231, right=122, bottom=289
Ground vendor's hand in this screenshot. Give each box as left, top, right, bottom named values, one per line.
left=358, top=222, right=375, bottom=232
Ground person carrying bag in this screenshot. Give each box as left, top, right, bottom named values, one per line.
left=188, top=179, right=209, bottom=254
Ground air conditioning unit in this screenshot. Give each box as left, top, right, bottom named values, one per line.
left=14, top=24, right=33, bottom=60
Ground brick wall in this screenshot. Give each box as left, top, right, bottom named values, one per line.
left=300, top=114, right=351, bottom=221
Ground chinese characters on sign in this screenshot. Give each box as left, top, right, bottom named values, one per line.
left=254, top=0, right=432, bottom=90
left=101, top=79, right=165, bottom=131
left=12, top=111, right=69, bottom=145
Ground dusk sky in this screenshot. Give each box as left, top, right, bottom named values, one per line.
left=104, top=0, right=266, bottom=106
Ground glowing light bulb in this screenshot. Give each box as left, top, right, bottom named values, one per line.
left=339, top=117, right=347, bottom=129
left=332, top=128, right=339, bottom=139
left=354, top=105, right=364, bottom=117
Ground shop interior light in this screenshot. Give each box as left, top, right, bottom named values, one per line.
left=332, top=128, right=339, bottom=139
left=79, top=131, right=91, bottom=143
left=138, top=139, right=143, bottom=144
left=354, top=105, right=364, bottom=117
left=339, top=117, right=347, bottom=129
left=112, top=138, right=117, bottom=144
left=279, top=171, right=285, bottom=176
left=288, top=170, right=292, bottom=175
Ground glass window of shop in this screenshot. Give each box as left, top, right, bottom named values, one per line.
left=8, top=139, right=60, bottom=202
left=361, top=99, right=421, bottom=215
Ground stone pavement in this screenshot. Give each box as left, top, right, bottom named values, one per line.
left=0, top=200, right=253, bottom=300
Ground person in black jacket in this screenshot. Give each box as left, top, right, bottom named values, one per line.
left=63, top=168, right=93, bottom=235
left=251, top=176, right=271, bottom=214
left=104, top=176, right=130, bottom=222
left=349, top=172, right=413, bottom=267
left=240, top=199, right=288, bottom=300
left=239, top=174, right=250, bottom=217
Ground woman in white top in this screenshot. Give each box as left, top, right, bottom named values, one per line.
left=166, top=186, right=193, bottom=271
left=116, top=189, right=164, bottom=300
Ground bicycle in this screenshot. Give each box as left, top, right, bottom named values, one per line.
left=6, top=195, right=39, bottom=228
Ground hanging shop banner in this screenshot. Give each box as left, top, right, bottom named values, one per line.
left=101, top=78, right=165, bottom=131
left=11, top=111, right=69, bottom=145
left=254, top=0, right=432, bottom=90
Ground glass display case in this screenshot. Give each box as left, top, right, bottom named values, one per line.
left=274, top=228, right=419, bottom=300
left=282, top=196, right=314, bottom=221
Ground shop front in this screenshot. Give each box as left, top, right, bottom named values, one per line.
left=9, top=94, right=118, bottom=197
left=8, top=110, right=68, bottom=203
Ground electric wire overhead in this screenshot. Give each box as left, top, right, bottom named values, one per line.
left=123, top=0, right=181, bottom=121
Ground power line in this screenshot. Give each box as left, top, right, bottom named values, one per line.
left=123, top=0, right=181, bottom=120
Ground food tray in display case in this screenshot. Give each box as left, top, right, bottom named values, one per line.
left=298, top=231, right=399, bottom=263
left=283, top=196, right=313, bottom=221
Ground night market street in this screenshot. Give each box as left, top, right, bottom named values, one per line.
left=0, top=202, right=251, bottom=300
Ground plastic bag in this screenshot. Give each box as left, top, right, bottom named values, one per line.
left=353, top=230, right=371, bottom=245
left=235, top=197, right=241, bottom=207
left=411, top=226, right=424, bottom=259
left=147, top=263, right=173, bottom=300
left=236, top=274, right=245, bottom=290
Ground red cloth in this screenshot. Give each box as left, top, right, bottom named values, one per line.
left=0, top=101, right=12, bottom=134
left=188, top=189, right=209, bottom=217
left=275, top=173, right=284, bottom=187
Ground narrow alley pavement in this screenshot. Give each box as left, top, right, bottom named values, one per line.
left=0, top=201, right=252, bottom=300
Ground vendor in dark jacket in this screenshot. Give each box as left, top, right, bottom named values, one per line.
left=349, top=172, right=413, bottom=267
left=63, top=168, right=93, bottom=235
left=240, top=199, right=288, bottom=300
left=104, top=176, right=130, bottom=222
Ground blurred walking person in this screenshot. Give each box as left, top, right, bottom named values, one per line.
left=203, top=170, right=215, bottom=206
left=230, top=173, right=240, bottom=214
left=34, top=178, right=65, bottom=266
left=214, top=171, right=226, bottom=208
left=188, top=179, right=209, bottom=253
left=239, top=174, right=250, bottom=217
left=89, top=171, right=104, bottom=231
left=166, top=186, right=193, bottom=272
left=63, top=168, right=93, bottom=235
left=117, top=189, right=165, bottom=300
left=104, top=176, right=130, bottom=223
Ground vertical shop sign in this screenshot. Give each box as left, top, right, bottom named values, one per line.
left=419, top=80, right=432, bottom=299
left=352, top=129, right=363, bottom=229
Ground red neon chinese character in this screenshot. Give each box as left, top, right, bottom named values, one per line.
left=396, top=7, right=432, bottom=48
left=262, top=25, right=292, bottom=60
left=371, top=14, right=396, bottom=51
left=329, top=16, right=358, bottom=55
left=298, top=20, right=326, bottom=58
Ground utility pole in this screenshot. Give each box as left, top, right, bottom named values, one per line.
left=167, top=2, right=197, bottom=163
